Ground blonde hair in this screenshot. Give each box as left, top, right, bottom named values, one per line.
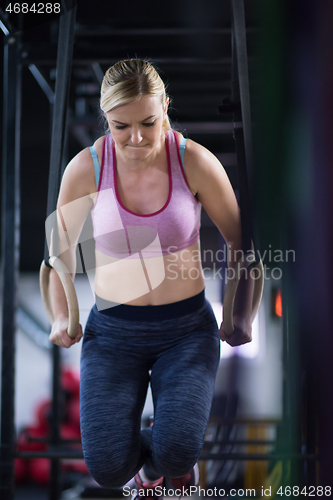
left=100, top=59, right=171, bottom=131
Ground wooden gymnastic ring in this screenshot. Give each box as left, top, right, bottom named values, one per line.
left=39, top=256, right=79, bottom=339
left=222, top=255, right=264, bottom=336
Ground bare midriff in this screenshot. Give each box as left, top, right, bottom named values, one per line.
left=93, top=239, right=205, bottom=306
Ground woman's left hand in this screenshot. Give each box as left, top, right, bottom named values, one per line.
left=219, top=315, right=252, bottom=347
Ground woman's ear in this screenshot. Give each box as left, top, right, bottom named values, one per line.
left=164, top=97, right=170, bottom=117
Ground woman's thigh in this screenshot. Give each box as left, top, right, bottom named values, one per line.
left=80, top=307, right=150, bottom=486
left=149, top=301, right=220, bottom=477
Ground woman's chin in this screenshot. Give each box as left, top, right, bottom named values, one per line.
left=125, top=146, right=151, bottom=160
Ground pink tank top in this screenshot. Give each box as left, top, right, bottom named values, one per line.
left=91, top=130, right=201, bottom=258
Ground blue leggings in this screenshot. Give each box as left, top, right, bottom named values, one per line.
left=80, top=292, right=220, bottom=488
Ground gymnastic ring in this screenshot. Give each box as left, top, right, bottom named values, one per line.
left=39, top=256, right=79, bottom=339
left=222, top=255, right=264, bottom=336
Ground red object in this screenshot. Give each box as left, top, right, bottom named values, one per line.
left=60, top=423, right=89, bottom=476
left=60, top=422, right=81, bottom=442
left=30, top=458, right=51, bottom=485
left=17, top=426, right=47, bottom=452
left=62, top=369, right=80, bottom=397
left=14, top=458, right=29, bottom=484
left=67, top=396, right=80, bottom=430
left=35, top=400, right=52, bottom=431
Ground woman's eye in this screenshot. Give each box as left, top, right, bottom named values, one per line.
left=143, top=121, right=156, bottom=127
left=114, top=121, right=155, bottom=130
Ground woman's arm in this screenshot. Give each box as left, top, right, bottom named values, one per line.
left=183, top=138, right=254, bottom=346
left=48, top=269, right=82, bottom=348
left=47, top=144, right=99, bottom=348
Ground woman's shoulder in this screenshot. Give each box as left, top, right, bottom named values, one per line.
left=92, top=135, right=107, bottom=163
left=173, top=130, right=221, bottom=174
left=60, top=135, right=108, bottom=200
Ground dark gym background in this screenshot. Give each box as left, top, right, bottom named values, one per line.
left=1, top=0, right=333, bottom=498
left=2, top=0, right=257, bottom=271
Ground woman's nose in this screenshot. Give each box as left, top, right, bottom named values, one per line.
left=131, top=128, right=143, bottom=144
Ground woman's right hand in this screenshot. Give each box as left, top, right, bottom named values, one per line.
left=219, top=315, right=252, bottom=347
left=49, top=315, right=83, bottom=348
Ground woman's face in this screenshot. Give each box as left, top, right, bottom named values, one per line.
left=106, top=95, right=169, bottom=162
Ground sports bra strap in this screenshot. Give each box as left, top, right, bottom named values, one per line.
left=90, top=145, right=101, bottom=189
left=179, top=136, right=187, bottom=171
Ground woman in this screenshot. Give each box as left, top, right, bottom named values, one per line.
left=48, top=59, right=252, bottom=498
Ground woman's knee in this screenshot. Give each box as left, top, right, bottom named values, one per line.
left=84, top=452, right=137, bottom=488
left=154, top=454, right=197, bottom=479
left=153, top=439, right=201, bottom=478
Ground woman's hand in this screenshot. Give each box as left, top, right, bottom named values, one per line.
left=49, top=315, right=83, bottom=348
left=219, top=315, right=252, bottom=347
